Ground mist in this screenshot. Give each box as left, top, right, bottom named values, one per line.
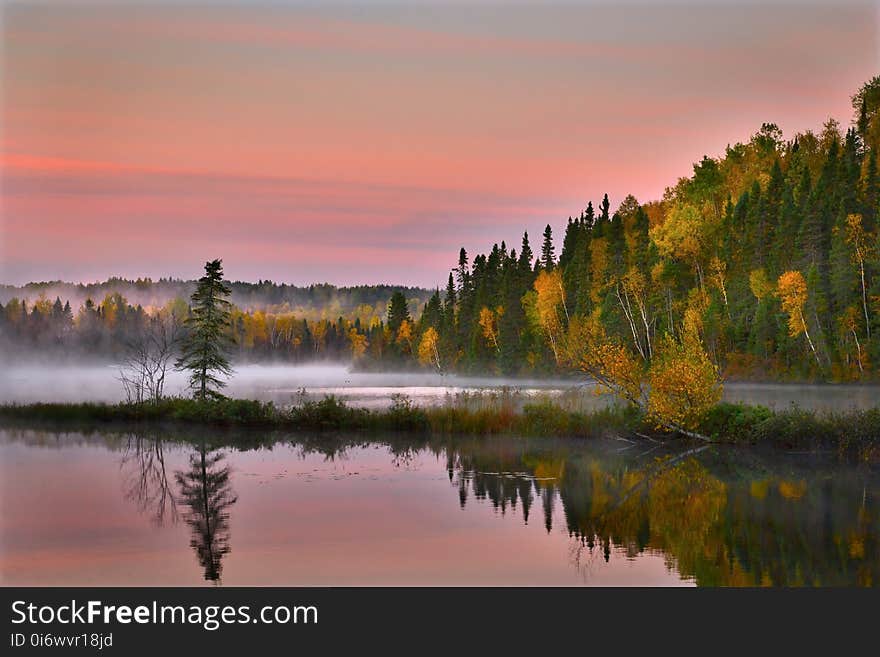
left=3, top=360, right=879, bottom=413
left=0, top=361, right=587, bottom=408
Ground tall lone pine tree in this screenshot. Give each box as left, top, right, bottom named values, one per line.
left=176, top=259, right=234, bottom=399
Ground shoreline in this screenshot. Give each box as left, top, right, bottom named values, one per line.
left=1, top=396, right=877, bottom=462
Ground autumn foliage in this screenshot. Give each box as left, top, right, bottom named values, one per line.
left=647, top=334, right=722, bottom=431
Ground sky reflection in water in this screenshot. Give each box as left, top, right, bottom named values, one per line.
left=1, top=428, right=877, bottom=586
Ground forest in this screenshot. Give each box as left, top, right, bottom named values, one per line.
left=2, top=76, right=880, bottom=383
left=0, top=280, right=431, bottom=363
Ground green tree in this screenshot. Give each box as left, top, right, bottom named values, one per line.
left=175, top=259, right=234, bottom=400
left=540, top=224, right=555, bottom=271
left=386, top=290, right=411, bottom=334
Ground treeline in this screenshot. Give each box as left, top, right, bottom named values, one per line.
left=0, top=279, right=430, bottom=325
left=0, top=291, right=421, bottom=363
left=399, top=76, right=880, bottom=381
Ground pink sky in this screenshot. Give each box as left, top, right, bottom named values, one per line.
left=1, top=2, right=877, bottom=287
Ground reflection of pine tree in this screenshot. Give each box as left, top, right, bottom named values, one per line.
left=175, top=442, right=238, bottom=582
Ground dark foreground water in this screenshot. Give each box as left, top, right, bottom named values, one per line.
left=1, top=426, right=877, bottom=586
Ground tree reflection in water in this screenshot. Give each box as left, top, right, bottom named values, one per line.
left=109, top=428, right=877, bottom=586
left=119, top=432, right=238, bottom=582
left=175, top=441, right=238, bottom=583
left=438, top=436, right=878, bottom=586
left=120, top=432, right=178, bottom=526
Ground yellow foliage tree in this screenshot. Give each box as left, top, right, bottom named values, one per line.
left=840, top=213, right=874, bottom=338
left=396, top=319, right=414, bottom=355
left=348, top=328, right=369, bottom=361
left=647, top=333, right=722, bottom=432
left=417, top=326, right=441, bottom=371
left=312, top=320, right=328, bottom=354
left=530, top=269, right=568, bottom=364
left=777, top=270, right=821, bottom=367
left=837, top=305, right=865, bottom=374
left=565, top=314, right=646, bottom=407
left=650, top=201, right=715, bottom=291
left=32, top=294, right=54, bottom=320
left=617, top=267, right=652, bottom=359
left=709, top=256, right=730, bottom=316
left=478, top=306, right=502, bottom=352
left=248, top=310, right=269, bottom=349
left=566, top=311, right=721, bottom=437
left=100, top=292, right=127, bottom=329
left=748, top=268, right=774, bottom=300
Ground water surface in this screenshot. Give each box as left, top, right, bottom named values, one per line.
left=1, top=427, right=876, bottom=586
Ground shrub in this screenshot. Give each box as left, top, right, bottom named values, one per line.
left=750, top=406, right=829, bottom=449
left=286, top=395, right=369, bottom=430
left=381, top=394, right=430, bottom=431
left=698, top=402, right=773, bottom=442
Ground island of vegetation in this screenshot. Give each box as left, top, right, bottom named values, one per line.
left=3, top=78, right=880, bottom=461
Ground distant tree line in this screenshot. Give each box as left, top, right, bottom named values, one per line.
left=0, top=283, right=429, bottom=364
left=0, top=279, right=430, bottom=327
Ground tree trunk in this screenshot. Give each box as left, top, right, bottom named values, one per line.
left=851, top=327, right=864, bottom=373
left=800, top=311, right=822, bottom=368
left=860, top=258, right=870, bottom=338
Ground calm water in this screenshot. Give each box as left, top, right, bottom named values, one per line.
left=1, top=426, right=877, bottom=586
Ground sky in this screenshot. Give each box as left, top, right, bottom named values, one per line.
left=1, top=1, right=878, bottom=288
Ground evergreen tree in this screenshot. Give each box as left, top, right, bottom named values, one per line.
left=420, top=290, right=443, bottom=330
left=386, top=290, right=411, bottom=334
left=559, top=217, right=578, bottom=270
left=175, top=259, right=234, bottom=400
left=540, top=224, right=555, bottom=270
left=599, top=194, right=611, bottom=223
left=518, top=232, right=534, bottom=274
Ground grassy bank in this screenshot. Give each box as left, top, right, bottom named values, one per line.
left=0, top=396, right=878, bottom=461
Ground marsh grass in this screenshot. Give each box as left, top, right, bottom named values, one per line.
left=1, top=394, right=878, bottom=460
left=696, top=401, right=880, bottom=460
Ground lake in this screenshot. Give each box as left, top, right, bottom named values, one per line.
left=1, top=426, right=877, bottom=586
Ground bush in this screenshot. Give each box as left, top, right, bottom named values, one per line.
left=286, top=395, right=369, bottom=430
left=828, top=408, right=880, bottom=461
left=750, top=406, right=829, bottom=449
left=698, top=402, right=773, bottom=443
left=381, top=394, right=430, bottom=431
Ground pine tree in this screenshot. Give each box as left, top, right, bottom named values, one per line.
left=559, top=217, right=578, bottom=271
left=175, top=259, right=234, bottom=400
left=420, top=290, right=443, bottom=330
left=386, top=290, right=411, bottom=334
left=583, top=201, right=595, bottom=229
left=443, top=272, right=457, bottom=321
left=540, top=224, right=555, bottom=271
left=518, top=232, right=534, bottom=274
left=599, top=194, right=611, bottom=223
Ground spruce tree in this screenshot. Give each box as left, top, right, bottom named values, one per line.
left=559, top=217, right=576, bottom=270
left=386, top=290, right=411, bottom=334
left=175, top=259, right=234, bottom=400
left=599, top=194, right=611, bottom=223
left=540, top=224, right=555, bottom=270
left=518, top=232, right=534, bottom=274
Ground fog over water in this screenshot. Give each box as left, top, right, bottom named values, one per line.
left=1, top=362, right=879, bottom=412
